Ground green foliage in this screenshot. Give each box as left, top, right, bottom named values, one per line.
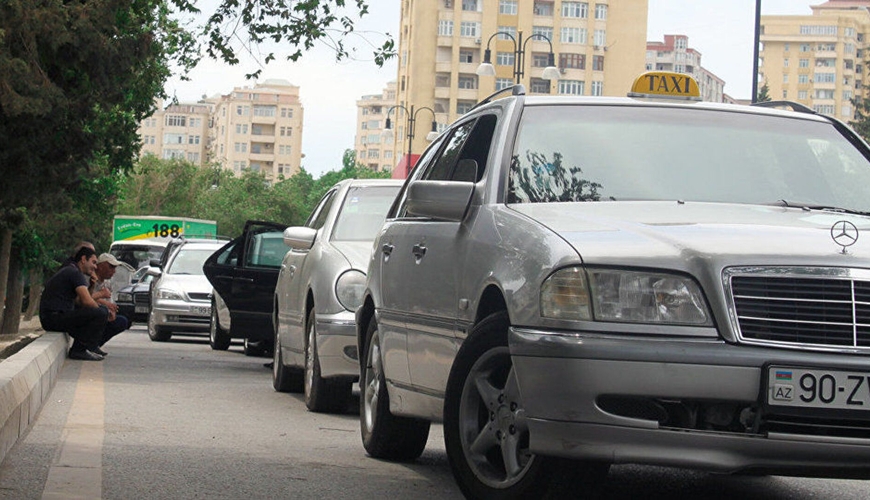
left=756, top=81, right=772, bottom=103
left=850, top=97, right=870, bottom=144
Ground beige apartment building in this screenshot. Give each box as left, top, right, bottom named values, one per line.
left=761, top=0, right=870, bottom=121
left=391, top=0, right=648, bottom=167
left=355, top=81, right=398, bottom=172
left=138, top=99, right=212, bottom=165
left=646, top=35, right=726, bottom=103
left=208, top=80, right=305, bottom=182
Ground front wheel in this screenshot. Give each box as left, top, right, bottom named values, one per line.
left=443, top=311, right=608, bottom=499
left=273, top=311, right=303, bottom=392
left=147, top=311, right=171, bottom=342
left=360, top=316, right=430, bottom=460
left=209, top=303, right=231, bottom=350
left=305, top=310, right=351, bottom=413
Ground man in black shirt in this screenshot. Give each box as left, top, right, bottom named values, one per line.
left=39, top=247, right=109, bottom=361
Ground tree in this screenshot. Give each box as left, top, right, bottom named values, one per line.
left=756, top=80, right=772, bottom=103
left=850, top=97, right=870, bottom=143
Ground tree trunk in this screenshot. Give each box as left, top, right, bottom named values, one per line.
left=0, top=227, right=12, bottom=327
left=0, top=254, right=22, bottom=335
left=24, top=268, right=42, bottom=321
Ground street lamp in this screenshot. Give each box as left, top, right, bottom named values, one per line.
left=476, top=31, right=561, bottom=85
left=382, top=104, right=439, bottom=169
left=752, top=0, right=762, bottom=103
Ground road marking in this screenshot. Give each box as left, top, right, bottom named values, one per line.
left=42, top=361, right=104, bottom=500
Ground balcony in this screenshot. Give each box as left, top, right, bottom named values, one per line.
left=251, top=114, right=277, bottom=124
left=436, top=61, right=454, bottom=73
left=435, top=87, right=451, bottom=99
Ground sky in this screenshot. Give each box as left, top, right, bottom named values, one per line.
left=165, top=0, right=816, bottom=177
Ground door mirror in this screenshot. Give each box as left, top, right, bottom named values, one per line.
left=283, top=226, right=317, bottom=250
left=406, top=180, right=475, bottom=221
left=149, top=258, right=162, bottom=269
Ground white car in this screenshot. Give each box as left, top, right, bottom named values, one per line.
left=272, top=179, right=402, bottom=412
left=148, top=238, right=227, bottom=342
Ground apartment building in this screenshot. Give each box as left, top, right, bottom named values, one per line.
left=138, top=99, right=212, bottom=165
left=355, top=81, right=398, bottom=172
left=761, top=0, right=870, bottom=120
left=207, top=80, right=305, bottom=182
left=646, top=35, right=726, bottom=103
left=392, top=0, right=648, bottom=169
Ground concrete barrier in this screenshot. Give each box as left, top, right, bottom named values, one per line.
left=0, top=332, right=68, bottom=464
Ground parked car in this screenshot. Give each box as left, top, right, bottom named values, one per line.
left=272, top=179, right=402, bottom=412
left=203, top=221, right=289, bottom=356
left=147, top=238, right=228, bottom=342
left=356, top=71, right=870, bottom=498
left=115, top=268, right=157, bottom=324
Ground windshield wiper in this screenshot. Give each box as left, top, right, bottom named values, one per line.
left=772, top=199, right=870, bottom=217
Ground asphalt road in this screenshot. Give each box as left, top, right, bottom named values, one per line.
left=0, top=326, right=868, bottom=499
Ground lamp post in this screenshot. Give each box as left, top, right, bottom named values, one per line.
left=382, top=104, right=439, bottom=170
left=476, top=31, right=561, bottom=85
left=752, top=0, right=762, bottom=103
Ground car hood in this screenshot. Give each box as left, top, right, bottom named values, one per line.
left=510, top=201, right=870, bottom=270
left=331, top=240, right=376, bottom=270
left=155, top=274, right=213, bottom=295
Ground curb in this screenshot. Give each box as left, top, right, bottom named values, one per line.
left=0, top=332, right=68, bottom=465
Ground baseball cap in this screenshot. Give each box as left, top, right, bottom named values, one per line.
left=97, top=253, right=134, bottom=271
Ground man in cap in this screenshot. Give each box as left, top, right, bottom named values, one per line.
left=89, top=253, right=134, bottom=354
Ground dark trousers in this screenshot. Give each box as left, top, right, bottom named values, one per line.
left=101, top=314, right=129, bottom=346
left=40, top=306, right=108, bottom=353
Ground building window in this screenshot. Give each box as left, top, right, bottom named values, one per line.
left=798, top=74, right=809, bottom=84
left=165, top=115, right=186, bottom=127
left=280, top=107, right=294, bottom=118
left=234, top=142, right=248, bottom=153
left=459, top=50, right=474, bottom=63
left=496, top=78, right=513, bottom=90
left=814, top=89, right=835, bottom=99
left=812, top=104, right=835, bottom=115
left=162, top=149, right=185, bottom=159
left=497, top=52, right=515, bottom=66
left=529, top=78, right=550, bottom=94
left=784, top=43, right=790, bottom=52
left=799, top=44, right=810, bottom=52
left=675, top=37, right=687, bottom=50
left=798, top=90, right=808, bottom=99
left=460, top=21, right=480, bottom=37
left=368, top=149, right=380, bottom=159
left=499, top=0, right=517, bottom=14
left=561, top=1, right=588, bottom=18
left=498, top=26, right=517, bottom=41
left=384, top=151, right=393, bottom=159
left=439, top=20, right=454, bottom=36
left=783, top=74, right=789, bottom=83
left=253, top=106, right=276, bottom=117
left=560, top=27, right=585, bottom=44
left=188, top=135, right=200, bottom=145
left=800, top=25, right=837, bottom=36
left=799, top=58, right=809, bottom=68
left=187, top=152, right=200, bottom=162
left=558, top=80, right=585, bottom=95
left=462, top=0, right=478, bottom=11
left=532, top=53, right=549, bottom=67
left=189, top=117, right=202, bottom=128
left=591, top=81, right=603, bottom=96
left=593, top=29, right=606, bottom=47
left=163, top=133, right=185, bottom=144
left=593, top=56, right=605, bottom=71
left=235, top=124, right=248, bottom=134
left=532, top=26, right=553, bottom=41
left=279, top=145, right=292, bottom=155
left=782, top=90, right=787, bottom=99
left=594, top=4, right=607, bottom=20
left=783, top=58, right=789, bottom=67
left=844, top=90, right=853, bottom=100
left=533, top=1, right=554, bottom=16
left=458, top=75, right=477, bottom=89
left=457, top=100, right=475, bottom=115
left=814, top=72, right=836, bottom=83
left=367, top=133, right=381, bottom=145
left=280, top=126, right=292, bottom=137
left=560, top=53, right=586, bottom=70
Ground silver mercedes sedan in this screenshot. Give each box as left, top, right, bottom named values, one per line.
left=272, top=178, right=402, bottom=412
left=356, top=72, right=870, bottom=498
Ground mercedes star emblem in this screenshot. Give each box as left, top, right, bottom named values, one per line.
left=831, top=220, right=859, bottom=253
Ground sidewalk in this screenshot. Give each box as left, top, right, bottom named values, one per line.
left=0, top=315, right=68, bottom=465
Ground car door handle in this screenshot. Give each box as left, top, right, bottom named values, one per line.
left=412, top=244, right=427, bottom=258
left=382, top=243, right=394, bottom=256
left=235, top=277, right=255, bottom=283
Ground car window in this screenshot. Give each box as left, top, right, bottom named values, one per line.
left=508, top=105, right=870, bottom=212
left=244, top=230, right=286, bottom=268
left=306, top=189, right=337, bottom=229
left=214, top=239, right=241, bottom=267
left=167, top=248, right=215, bottom=275
left=452, top=114, right=497, bottom=182
left=332, top=185, right=402, bottom=241
left=424, top=121, right=475, bottom=181
left=388, top=134, right=446, bottom=219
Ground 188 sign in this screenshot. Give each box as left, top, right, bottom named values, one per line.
left=152, top=224, right=181, bottom=238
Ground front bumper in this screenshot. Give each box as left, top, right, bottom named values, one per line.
left=151, top=299, right=211, bottom=333
left=315, top=310, right=359, bottom=379
left=509, top=327, right=870, bottom=477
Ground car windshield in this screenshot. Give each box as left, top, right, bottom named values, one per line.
left=110, top=244, right=166, bottom=269
left=167, top=248, right=215, bottom=275
left=332, top=186, right=401, bottom=241
left=508, top=105, right=870, bottom=213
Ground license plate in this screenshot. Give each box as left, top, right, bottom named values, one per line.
left=135, top=306, right=149, bottom=313
left=191, top=305, right=211, bottom=315
left=767, top=366, right=870, bottom=410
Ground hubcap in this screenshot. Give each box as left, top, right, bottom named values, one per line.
left=210, top=308, right=217, bottom=342
left=305, top=321, right=315, bottom=400
left=273, top=318, right=281, bottom=380
left=363, top=332, right=382, bottom=432
left=459, top=346, right=533, bottom=489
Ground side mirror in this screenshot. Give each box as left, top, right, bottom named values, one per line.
left=145, top=267, right=162, bottom=278
left=406, top=180, right=475, bottom=221
left=283, top=227, right=317, bottom=250
left=149, top=258, right=162, bottom=269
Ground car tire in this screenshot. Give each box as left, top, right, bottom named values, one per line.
left=147, top=310, right=171, bottom=342
left=443, top=311, right=609, bottom=499
left=273, top=311, right=303, bottom=393
left=360, top=315, right=430, bottom=460
left=304, top=310, right=351, bottom=413
left=209, top=303, right=231, bottom=351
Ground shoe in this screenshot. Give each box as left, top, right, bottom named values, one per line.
left=69, top=349, right=104, bottom=361
left=92, top=346, right=108, bottom=356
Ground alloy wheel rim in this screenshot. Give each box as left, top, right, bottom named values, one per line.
left=364, top=333, right=381, bottom=432
left=273, top=318, right=281, bottom=380
left=305, top=322, right=315, bottom=400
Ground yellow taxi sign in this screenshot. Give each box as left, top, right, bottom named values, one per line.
left=628, top=71, right=701, bottom=101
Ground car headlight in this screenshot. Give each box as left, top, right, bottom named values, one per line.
left=542, top=267, right=709, bottom=325
left=157, top=288, right=184, bottom=300
left=335, top=269, right=366, bottom=312
left=117, top=292, right=133, bottom=303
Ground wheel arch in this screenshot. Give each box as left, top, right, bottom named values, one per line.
left=474, top=284, right=509, bottom=326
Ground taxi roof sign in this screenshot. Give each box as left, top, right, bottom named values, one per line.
left=628, top=71, right=701, bottom=101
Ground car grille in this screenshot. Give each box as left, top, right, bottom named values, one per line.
left=727, top=268, right=870, bottom=351
left=133, top=292, right=150, bottom=307
left=187, top=292, right=211, bottom=302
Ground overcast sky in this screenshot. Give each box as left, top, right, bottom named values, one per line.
left=165, top=0, right=815, bottom=177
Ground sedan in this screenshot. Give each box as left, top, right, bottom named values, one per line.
left=273, top=179, right=402, bottom=412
